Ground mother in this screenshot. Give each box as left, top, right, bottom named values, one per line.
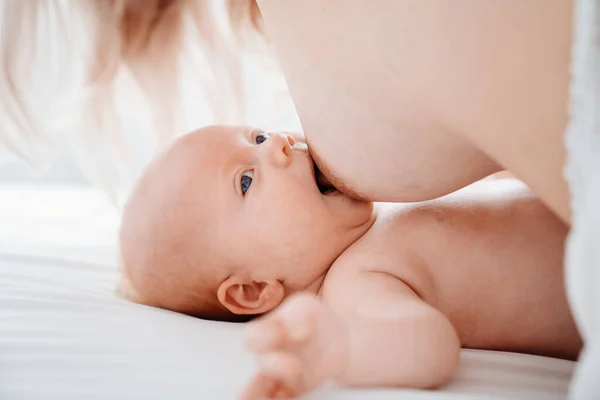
left=258, top=0, right=573, bottom=223
left=256, top=1, right=597, bottom=399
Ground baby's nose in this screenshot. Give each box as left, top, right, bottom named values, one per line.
left=267, top=133, right=294, bottom=168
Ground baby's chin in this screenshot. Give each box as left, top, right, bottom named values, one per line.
left=309, top=158, right=374, bottom=230
left=324, top=191, right=375, bottom=233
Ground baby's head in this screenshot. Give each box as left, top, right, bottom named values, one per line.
left=119, top=126, right=374, bottom=321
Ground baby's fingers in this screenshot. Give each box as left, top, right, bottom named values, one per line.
left=259, top=352, right=305, bottom=397
left=274, top=294, right=319, bottom=342
left=246, top=318, right=286, bottom=353
left=240, top=353, right=305, bottom=400
left=246, top=294, right=321, bottom=354
left=240, top=351, right=305, bottom=400
left=239, top=372, right=276, bottom=400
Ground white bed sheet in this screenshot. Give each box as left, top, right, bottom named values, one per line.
left=0, top=184, right=575, bottom=399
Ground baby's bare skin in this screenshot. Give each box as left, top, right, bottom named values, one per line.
left=243, top=180, right=581, bottom=398
left=328, top=181, right=579, bottom=359
left=118, top=127, right=580, bottom=399
left=342, top=181, right=578, bottom=356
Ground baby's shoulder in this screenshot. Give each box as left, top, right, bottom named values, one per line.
left=322, top=202, right=434, bottom=298
left=341, top=202, right=440, bottom=255
left=333, top=203, right=415, bottom=261
left=321, top=180, right=532, bottom=301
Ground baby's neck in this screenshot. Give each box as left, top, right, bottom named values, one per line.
left=305, top=274, right=328, bottom=297
left=307, top=205, right=380, bottom=297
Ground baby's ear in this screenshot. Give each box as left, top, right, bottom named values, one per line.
left=116, top=275, right=142, bottom=303
left=217, top=276, right=285, bottom=315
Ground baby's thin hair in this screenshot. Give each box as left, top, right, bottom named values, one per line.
left=0, top=0, right=262, bottom=199
left=118, top=177, right=259, bottom=323
left=120, top=250, right=257, bottom=323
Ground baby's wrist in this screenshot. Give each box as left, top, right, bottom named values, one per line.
left=326, top=316, right=351, bottom=384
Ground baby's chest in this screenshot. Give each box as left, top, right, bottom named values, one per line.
left=334, top=212, right=440, bottom=302
left=342, top=204, right=493, bottom=304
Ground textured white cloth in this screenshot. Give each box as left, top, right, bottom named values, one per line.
left=0, top=184, right=576, bottom=400
left=564, top=0, right=600, bottom=398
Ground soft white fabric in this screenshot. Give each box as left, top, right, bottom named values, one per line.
left=564, top=0, right=600, bottom=398
left=0, top=184, right=575, bottom=399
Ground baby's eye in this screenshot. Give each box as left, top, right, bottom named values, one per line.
left=241, top=170, right=254, bottom=195
left=255, top=134, right=268, bottom=145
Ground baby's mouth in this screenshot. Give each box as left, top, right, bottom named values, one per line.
left=313, top=162, right=337, bottom=195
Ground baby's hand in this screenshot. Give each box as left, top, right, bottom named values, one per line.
left=241, top=294, right=348, bottom=400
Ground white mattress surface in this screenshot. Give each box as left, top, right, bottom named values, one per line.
left=0, top=184, right=575, bottom=399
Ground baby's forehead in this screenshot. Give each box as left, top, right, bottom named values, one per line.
left=177, top=125, right=250, bottom=149
left=164, top=130, right=231, bottom=171
left=163, top=127, right=239, bottom=170
left=172, top=125, right=255, bottom=175
left=156, top=130, right=238, bottom=214
left=144, top=125, right=256, bottom=212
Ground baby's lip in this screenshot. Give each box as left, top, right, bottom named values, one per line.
left=292, top=139, right=335, bottom=195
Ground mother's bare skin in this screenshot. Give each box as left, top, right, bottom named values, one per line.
left=257, top=0, right=573, bottom=224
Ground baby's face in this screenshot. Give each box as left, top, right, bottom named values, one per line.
left=121, top=126, right=374, bottom=318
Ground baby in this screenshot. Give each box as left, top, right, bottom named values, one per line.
left=119, top=126, right=582, bottom=399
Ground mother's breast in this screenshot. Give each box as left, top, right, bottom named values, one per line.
left=259, top=0, right=499, bottom=202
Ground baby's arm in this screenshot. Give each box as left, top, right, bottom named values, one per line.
left=241, top=272, right=459, bottom=399
left=330, top=271, right=460, bottom=388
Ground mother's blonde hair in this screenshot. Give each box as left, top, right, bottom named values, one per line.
left=0, top=0, right=262, bottom=198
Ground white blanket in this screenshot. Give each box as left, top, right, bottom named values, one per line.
left=564, top=0, right=600, bottom=398
left=0, top=184, right=575, bottom=399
